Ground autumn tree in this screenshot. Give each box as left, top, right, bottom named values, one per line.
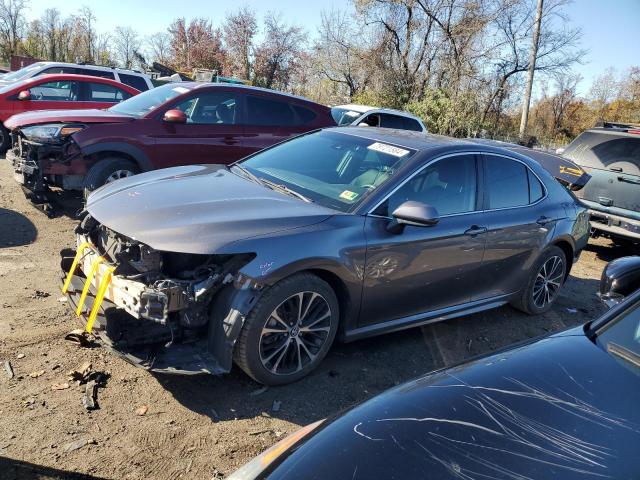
left=222, top=7, right=257, bottom=80
left=253, top=13, right=306, bottom=89
left=168, top=17, right=226, bottom=73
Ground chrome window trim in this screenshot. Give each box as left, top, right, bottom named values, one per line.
left=367, top=151, right=548, bottom=217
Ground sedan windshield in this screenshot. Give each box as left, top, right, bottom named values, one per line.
left=596, top=301, right=640, bottom=376
left=109, top=83, right=192, bottom=117
left=237, top=130, right=416, bottom=212
left=2, top=62, right=45, bottom=82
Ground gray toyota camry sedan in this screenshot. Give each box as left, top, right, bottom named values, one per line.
left=60, top=127, right=590, bottom=385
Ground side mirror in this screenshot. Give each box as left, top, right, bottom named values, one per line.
left=163, top=109, right=187, bottom=124
left=17, top=90, right=31, bottom=100
left=599, top=256, right=640, bottom=308
left=387, top=201, right=439, bottom=234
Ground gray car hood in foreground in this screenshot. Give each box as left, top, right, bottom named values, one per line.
left=86, top=164, right=337, bottom=254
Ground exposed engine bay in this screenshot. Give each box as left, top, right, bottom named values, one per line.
left=60, top=212, right=261, bottom=374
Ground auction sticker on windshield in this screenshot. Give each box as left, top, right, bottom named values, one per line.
left=172, top=87, right=190, bottom=94
left=368, top=142, right=410, bottom=157
left=339, top=190, right=359, bottom=201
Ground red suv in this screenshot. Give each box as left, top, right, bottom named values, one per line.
left=6, top=83, right=335, bottom=211
left=0, top=73, right=139, bottom=153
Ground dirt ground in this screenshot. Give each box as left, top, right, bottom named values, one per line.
left=0, top=157, right=634, bottom=480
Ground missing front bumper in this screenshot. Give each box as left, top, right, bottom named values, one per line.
left=60, top=248, right=227, bottom=375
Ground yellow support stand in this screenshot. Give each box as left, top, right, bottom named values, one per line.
left=86, top=266, right=116, bottom=334
left=76, top=256, right=105, bottom=316
left=61, top=241, right=92, bottom=294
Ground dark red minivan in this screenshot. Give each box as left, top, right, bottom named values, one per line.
left=6, top=83, right=335, bottom=210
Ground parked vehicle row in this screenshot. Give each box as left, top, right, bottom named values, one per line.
left=0, top=73, right=139, bottom=153
left=6, top=82, right=335, bottom=211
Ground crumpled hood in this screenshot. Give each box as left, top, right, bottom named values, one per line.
left=5, top=109, right=134, bottom=130
left=86, top=164, right=337, bottom=254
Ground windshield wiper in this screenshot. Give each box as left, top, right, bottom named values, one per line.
left=259, top=178, right=312, bottom=203
left=230, top=165, right=264, bottom=185
left=607, top=342, right=640, bottom=369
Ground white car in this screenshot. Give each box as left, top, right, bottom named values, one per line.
left=0, top=62, right=153, bottom=91
left=331, top=103, right=427, bottom=132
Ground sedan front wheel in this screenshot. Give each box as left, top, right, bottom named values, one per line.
left=234, top=273, right=339, bottom=385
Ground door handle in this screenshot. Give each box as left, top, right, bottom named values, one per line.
left=536, top=216, right=553, bottom=226
left=618, top=176, right=640, bottom=185
left=464, top=225, right=487, bottom=236
left=223, top=136, right=238, bottom=145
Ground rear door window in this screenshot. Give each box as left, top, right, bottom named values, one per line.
left=29, top=80, right=80, bottom=101
left=379, top=114, right=406, bottom=129
left=246, top=95, right=296, bottom=126
left=485, top=155, right=531, bottom=209
left=85, top=82, right=130, bottom=102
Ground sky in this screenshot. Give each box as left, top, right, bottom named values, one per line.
left=25, top=0, right=640, bottom=96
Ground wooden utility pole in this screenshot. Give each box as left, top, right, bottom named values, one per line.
left=519, top=0, right=544, bottom=141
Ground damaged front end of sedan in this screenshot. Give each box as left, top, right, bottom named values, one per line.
left=60, top=212, right=263, bottom=374
left=7, top=124, right=86, bottom=213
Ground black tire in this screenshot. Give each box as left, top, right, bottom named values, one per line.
left=83, top=157, right=139, bottom=198
left=0, top=124, right=11, bottom=155
left=234, top=273, right=339, bottom=385
left=511, top=245, right=567, bottom=315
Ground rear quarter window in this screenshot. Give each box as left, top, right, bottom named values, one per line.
left=117, top=73, right=148, bottom=92
left=292, top=105, right=317, bottom=124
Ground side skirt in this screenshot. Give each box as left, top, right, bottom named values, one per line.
left=342, top=294, right=513, bottom=342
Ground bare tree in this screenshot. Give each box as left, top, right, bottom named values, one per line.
left=113, top=26, right=140, bottom=69
left=0, top=0, right=26, bottom=61
left=313, top=9, right=372, bottom=99
left=223, top=7, right=257, bottom=80
left=147, top=32, right=171, bottom=65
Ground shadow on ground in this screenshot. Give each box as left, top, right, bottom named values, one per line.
left=586, top=239, right=639, bottom=262
left=0, top=457, right=109, bottom=480
left=157, top=271, right=605, bottom=429
left=0, top=208, right=37, bottom=247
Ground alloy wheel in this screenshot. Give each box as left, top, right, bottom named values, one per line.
left=105, top=169, right=134, bottom=184
left=259, top=291, right=332, bottom=376
left=532, top=255, right=565, bottom=309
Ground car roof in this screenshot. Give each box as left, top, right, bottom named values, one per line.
left=333, top=104, right=377, bottom=113
left=16, top=73, right=140, bottom=91
left=178, top=82, right=325, bottom=106
left=29, top=61, right=148, bottom=76
left=334, top=103, right=424, bottom=122
left=329, top=126, right=492, bottom=152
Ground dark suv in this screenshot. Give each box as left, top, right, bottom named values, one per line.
left=6, top=83, right=335, bottom=210
left=562, top=123, right=640, bottom=245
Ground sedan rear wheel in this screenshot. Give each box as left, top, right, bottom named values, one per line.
left=511, top=245, right=567, bottom=315
left=234, top=273, right=339, bottom=385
